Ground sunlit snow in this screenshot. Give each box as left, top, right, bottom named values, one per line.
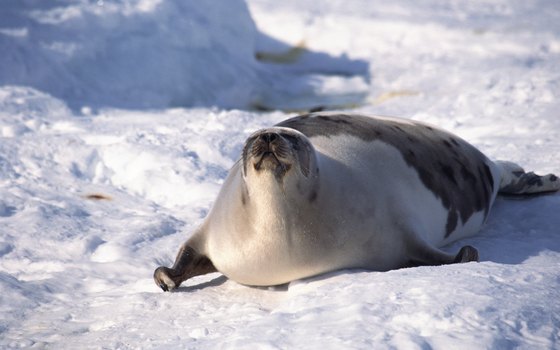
left=1, top=0, right=559, bottom=348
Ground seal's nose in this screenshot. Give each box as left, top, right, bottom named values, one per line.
left=260, top=132, right=279, bottom=144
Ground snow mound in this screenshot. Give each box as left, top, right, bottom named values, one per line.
left=0, top=0, right=369, bottom=111
left=0, top=0, right=259, bottom=109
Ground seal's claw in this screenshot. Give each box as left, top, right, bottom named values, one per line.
left=159, top=283, right=169, bottom=292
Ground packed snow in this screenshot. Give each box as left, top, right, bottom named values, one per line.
left=1, top=0, right=559, bottom=348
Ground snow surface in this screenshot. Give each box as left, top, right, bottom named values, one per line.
left=1, top=0, right=560, bottom=348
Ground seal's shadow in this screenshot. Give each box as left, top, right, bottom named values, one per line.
left=174, top=274, right=292, bottom=293
left=174, top=275, right=228, bottom=293
left=445, top=193, right=560, bottom=265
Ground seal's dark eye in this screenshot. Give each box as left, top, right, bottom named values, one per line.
left=279, top=133, right=311, bottom=177
left=281, top=134, right=300, bottom=150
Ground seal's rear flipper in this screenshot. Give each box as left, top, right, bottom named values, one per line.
left=496, top=161, right=559, bottom=195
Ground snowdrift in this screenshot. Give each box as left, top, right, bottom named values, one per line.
left=0, top=0, right=368, bottom=111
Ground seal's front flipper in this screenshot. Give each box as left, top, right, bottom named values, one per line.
left=453, top=245, right=479, bottom=263
left=153, top=244, right=217, bottom=292
left=496, top=161, right=559, bottom=195
left=405, top=234, right=479, bottom=267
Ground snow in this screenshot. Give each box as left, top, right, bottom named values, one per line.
left=1, top=0, right=559, bottom=348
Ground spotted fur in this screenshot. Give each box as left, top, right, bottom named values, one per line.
left=278, top=113, right=495, bottom=237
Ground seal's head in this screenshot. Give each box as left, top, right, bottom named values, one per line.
left=242, top=127, right=319, bottom=199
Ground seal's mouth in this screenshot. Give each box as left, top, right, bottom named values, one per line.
left=254, top=151, right=283, bottom=171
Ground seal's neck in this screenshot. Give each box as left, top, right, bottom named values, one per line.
left=246, top=171, right=290, bottom=205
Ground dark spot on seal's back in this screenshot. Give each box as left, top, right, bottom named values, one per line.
left=460, top=164, right=476, bottom=183
left=446, top=211, right=458, bottom=238
left=417, top=165, right=452, bottom=209
left=551, top=174, right=558, bottom=182
left=474, top=195, right=483, bottom=210
left=440, top=163, right=457, bottom=185
left=392, top=125, right=405, bottom=133
left=317, top=115, right=352, bottom=126
left=407, top=149, right=416, bottom=158
left=483, top=164, right=494, bottom=193
left=277, top=113, right=496, bottom=238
